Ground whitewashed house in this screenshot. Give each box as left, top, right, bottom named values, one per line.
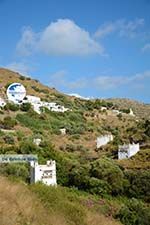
left=33, top=138, right=42, bottom=146
left=30, top=160, right=57, bottom=186
left=112, top=109, right=121, bottom=115
left=23, top=95, right=42, bottom=114
left=25, top=95, right=41, bottom=104
left=0, top=97, right=6, bottom=108
left=118, top=143, right=140, bottom=160
left=5, top=84, right=69, bottom=114
left=24, top=96, right=69, bottom=114
left=129, top=108, right=135, bottom=116
left=96, top=134, right=113, bottom=148
left=100, top=106, right=107, bottom=111
left=59, top=128, right=66, bottom=135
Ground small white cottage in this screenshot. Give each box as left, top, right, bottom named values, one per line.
left=30, top=160, right=57, bottom=186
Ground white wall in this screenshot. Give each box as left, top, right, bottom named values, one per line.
left=30, top=160, right=57, bottom=186
left=25, top=95, right=41, bottom=104
left=96, top=134, right=113, bottom=148
left=118, top=143, right=139, bottom=160
left=0, top=98, right=6, bottom=107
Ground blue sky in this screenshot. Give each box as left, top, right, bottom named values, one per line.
left=0, top=0, right=150, bottom=102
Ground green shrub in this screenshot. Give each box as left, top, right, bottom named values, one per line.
left=116, top=198, right=150, bottom=225
left=3, top=135, right=15, bottom=144
left=2, top=116, right=17, bottom=129
left=87, top=177, right=111, bottom=196
left=20, top=102, right=31, bottom=112
left=0, top=163, right=29, bottom=182
left=31, top=184, right=86, bottom=225
left=19, top=140, right=38, bottom=154
left=90, top=157, right=125, bottom=195
left=117, top=113, right=123, bottom=120
left=125, top=170, right=150, bottom=202
left=4, top=103, right=19, bottom=111
left=19, top=75, right=26, bottom=80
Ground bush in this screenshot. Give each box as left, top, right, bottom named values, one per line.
left=0, top=163, right=29, bottom=182
left=69, top=164, right=91, bottom=189
left=3, top=135, right=15, bottom=144
left=4, top=103, right=19, bottom=111
left=2, top=116, right=17, bottom=129
left=87, top=177, right=111, bottom=196
left=19, top=140, right=38, bottom=154
left=90, top=157, right=125, bottom=195
left=20, top=103, right=31, bottom=112
left=19, top=75, right=26, bottom=80
left=116, top=198, right=150, bottom=225
left=125, top=170, right=150, bottom=202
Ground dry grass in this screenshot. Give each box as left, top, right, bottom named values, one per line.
left=0, top=176, right=66, bottom=225
left=0, top=68, right=58, bottom=99
left=0, top=176, right=122, bottom=225
left=86, top=211, right=121, bottom=225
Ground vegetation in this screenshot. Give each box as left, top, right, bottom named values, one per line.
left=0, top=176, right=122, bottom=225
left=0, top=68, right=150, bottom=225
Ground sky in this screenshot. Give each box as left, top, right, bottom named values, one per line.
left=0, top=0, right=150, bottom=103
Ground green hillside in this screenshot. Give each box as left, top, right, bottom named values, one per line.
left=0, top=68, right=150, bottom=225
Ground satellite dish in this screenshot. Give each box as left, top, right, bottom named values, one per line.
left=7, top=83, right=26, bottom=103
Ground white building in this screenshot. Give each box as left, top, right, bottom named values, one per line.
left=23, top=96, right=69, bottom=114
left=118, top=143, right=140, bottom=160
left=100, top=106, right=107, bottom=111
left=112, top=109, right=121, bottom=115
left=129, top=108, right=135, bottom=116
left=0, top=97, right=6, bottom=108
left=59, top=128, right=66, bottom=135
left=96, top=134, right=113, bottom=148
left=25, top=95, right=41, bottom=104
left=30, top=160, right=57, bottom=186
left=33, top=138, right=42, bottom=146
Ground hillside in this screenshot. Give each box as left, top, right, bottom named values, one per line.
left=0, top=176, right=122, bottom=225
left=0, top=68, right=150, bottom=225
left=106, top=98, right=150, bottom=120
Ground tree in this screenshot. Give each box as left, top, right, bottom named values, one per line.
left=91, top=157, right=125, bottom=195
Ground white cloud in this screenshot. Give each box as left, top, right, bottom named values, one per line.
left=68, top=93, right=91, bottom=100
left=6, top=62, right=31, bottom=76
left=94, top=18, right=144, bottom=39
left=17, top=19, right=104, bottom=56
left=49, top=70, right=67, bottom=87
left=93, top=71, right=150, bottom=90
left=142, top=43, right=150, bottom=52
left=16, top=27, right=37, bottom=56
left=49, top=70, right=150, bottom=91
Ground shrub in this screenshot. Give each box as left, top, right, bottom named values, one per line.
left=115, top=198, right=150, bottom=225
left=69, top=164, right=91, bottom=189
left=26, top=77, right=31, bottom=80
left=2, top=116, right=17, bottom=129
left=117, top=113, right=123, bottom=120
left=4, top=103, right=19, bottom=111
left=90, top=157, right=125, bottom=195
left=31, top=183, right=86, bottom=225
left=3, top=135, right=15, bottom=144
left=121, top=108, right=130, bottom=114
left=0, top=163, right=29, bottom=182
left=19, top=75, right=26, bottom=80
left=20, top=102, right=31, bottom=112
left=31, top=85, right=40, bottom=92
left=19, top=140, right=38, bottom=154
left=125, top=170, right=150, bottom=202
